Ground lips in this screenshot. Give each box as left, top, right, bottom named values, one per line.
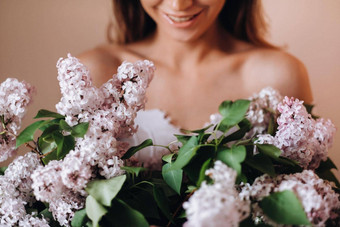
left=162, top=10, right=203, bottom=27
left=167, top=14, right=196, bottom=23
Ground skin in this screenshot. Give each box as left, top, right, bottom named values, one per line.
left=78, top=0, right=313, bottom=130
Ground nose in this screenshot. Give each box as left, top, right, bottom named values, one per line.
left=167, top=0, right=193, bottom=11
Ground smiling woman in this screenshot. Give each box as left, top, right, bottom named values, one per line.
left=0, top=0, right=338, bottom=176
left=78, top=0, right=312, bottom=130
left=0, top=0, right=340, bottom=226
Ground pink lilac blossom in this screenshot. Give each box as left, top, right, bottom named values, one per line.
left=205, top=87, right=282, bottom=138
left=31, top=54, right=154, bottom=226
left=31, top=159, right=85, bottom=226
left=0, top=152, right=47, bottom=226
left=256, top=96, right=336, bottom=169
left=0, top=78, right=34, bottom=162
left=18, top=214, right=50, bottom=227
left=183, top=161, right=250, bottom=227
left=56, top=54, right=154, bottom=139
left=240, top=170, right=340, bottom=226
left=246, top=87, right=282, bottom=137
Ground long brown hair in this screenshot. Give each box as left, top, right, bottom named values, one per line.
left=108, top=0, right=274, bottom=48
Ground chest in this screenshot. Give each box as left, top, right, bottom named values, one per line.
left=144, top=64, right=253, bottom=129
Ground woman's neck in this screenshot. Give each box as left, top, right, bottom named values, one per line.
left=147, top=22, right=232, bottom=71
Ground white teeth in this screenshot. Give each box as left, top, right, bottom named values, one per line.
left=168, top=15, right=194, bottom=22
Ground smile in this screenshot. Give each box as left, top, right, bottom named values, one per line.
left=167, top=14, right=196, bottom=23
left=163, top=10, right=203, bottom=27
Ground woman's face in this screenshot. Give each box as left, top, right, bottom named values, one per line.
left=140, top=0, right=226, bottom=42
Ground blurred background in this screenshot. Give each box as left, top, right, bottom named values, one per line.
left=0, top=0, right=339, bottom=177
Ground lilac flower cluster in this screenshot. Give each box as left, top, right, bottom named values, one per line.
left=206, top=87, right=282, bottom=137
left=56, top=54, right=154, bottom=138
left=0, top=78, right=34, bottom=162
left=246, top=87, right=283, bottom=137
left=31, top=54, right=154, bottom=226
left=240, top=170, right=340, bottom=226
left=256, top=96, right=336, bottom=169
left=183, top=161, right=250, bottom=227
left=0, top=152, right=49, bottom=226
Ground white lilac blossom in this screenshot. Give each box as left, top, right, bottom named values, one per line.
left=256, top=96, right=336, bottom=169
left=240, top=170, right=340, bottom=226
left=246, top=87, right=283, bottom=137
left=4, top=152, right=42, bottom=204
left=205, top=87, right=282, bottom=138
left=183, top=161, right=250, bottom=227
left=0, top=78, right=34, bottom=162
left=0, top=152, right=47, bottom=226
left=31, top=54, right=154, bottom=226
left=56, top=54, right=154, bottom=139
left=18, top=214, right=50, bottom=227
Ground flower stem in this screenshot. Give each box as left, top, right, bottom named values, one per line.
left=166, top=190, right=195, bottom=227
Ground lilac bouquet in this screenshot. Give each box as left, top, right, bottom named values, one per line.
left=0, top=55, right=339, bottom=227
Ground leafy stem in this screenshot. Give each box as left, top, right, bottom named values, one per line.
left=166, top=189, right=196, bottom=227
left=153, top=144, right=172, bottom=153
left=0, top=115, right=5, bottom=129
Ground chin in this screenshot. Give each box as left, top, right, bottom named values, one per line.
left=163, top=29, right=205, bottom=43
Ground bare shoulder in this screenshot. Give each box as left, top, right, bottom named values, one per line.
left=77, top=44, right=122, bottom=87
left=242, top=48, right=313, bottom=103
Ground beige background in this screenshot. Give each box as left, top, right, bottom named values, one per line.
left=0, top=0, right=339, bottom=177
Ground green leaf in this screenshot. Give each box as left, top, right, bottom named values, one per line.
left=180, top=124, right=213, bottom=135
left=52, top=131, right=64, bottom=159
left=153, top=186, right=173, bottom=222
left=103, top=199, right=149, bottom=227
left=0, top=166, right=7, bottom=175
left=39, top=124, right=59, bottom=140
left=317, top=158, right=338, bottom=171
left=197, top=158, right=211, bottom=187
left=39, top=208, right=61, bottom=227
left=174, top=134, right=191, bottom=145
left=304, top=103, right=314, bottom=114
left=316, top=169, right=340, bottom=188
left=185, top=185, right=197, bottom=193
left=34, top=109, right=65, bottom=119
left=121, top=139, right=153, bottom=159
left=39, top=139, right=57, bottom=155
left=58, top=135, right=75, bottom=160
left=39, top=119, right=61, bottom=131
left=86, top=175, right=126, bottom=207
left=71, top=209, right=88, bottom=227
left=162, top=163, right=183, bottom=195
left=176, top=210, right=186, bottom=219
left=120, top=166, right=146, bottom=177
left=168, top=136, right=198, bottom=170
left=16, top=120, right=45, bottom=147
left=245, top=154, right=276, bottom=177
left=275, top=156, right=300, bottom=166
left=303, top=103, right=319, bottom=119
left=119, top=183, right=159, bottom=219
left=216, top=145, right=246, bottom=175
left=256, top=144, right=282, bottom=159
left=71, top=122, right=89, bottom=138
left=315, top=158, right=339, bottom=187
left=86, top=195, right=108, bottom=227
left=267, top=115, right=275, bottom=135
left=259, top=190, right=311, bottom=225
left=60, top=119, right=73, bottom=132
left=218, top=99, right=251, bottom=126
left=221, top=119, right=251, bottom=144
left=41, top=145, right=58, bottom=165
left=162, top=153, right=175, bottom=163
left=183, top=147, right=215, bottom=183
